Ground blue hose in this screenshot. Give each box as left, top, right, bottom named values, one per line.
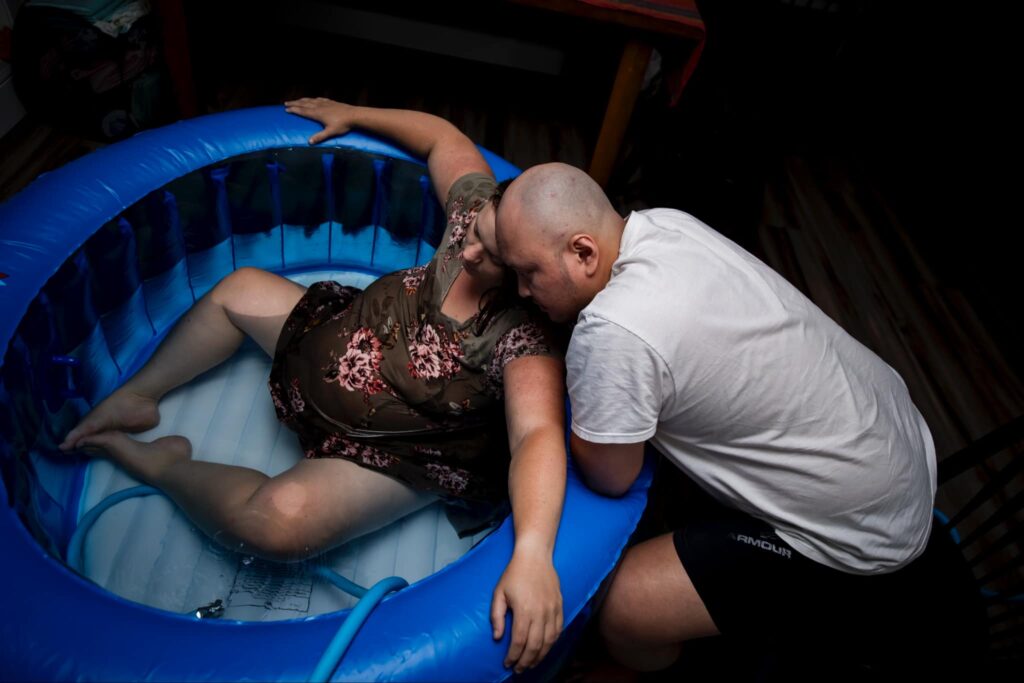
left=66, top=485, right=408, bottom=681
left=66, top=485, right=161, bottom=572
left=308, top=575, right=409, bottom=683
left=312, top=564, right=368, bottom=599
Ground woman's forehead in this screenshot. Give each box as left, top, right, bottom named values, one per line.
left=476, top=204, right=498, bottom=246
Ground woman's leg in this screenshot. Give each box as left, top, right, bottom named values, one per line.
left=78, top=431, right=436, bottom=561
left=60, top=268, right=306, bottom=450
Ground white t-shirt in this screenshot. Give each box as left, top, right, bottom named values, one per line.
left=567, top=208, right=937, bottom=575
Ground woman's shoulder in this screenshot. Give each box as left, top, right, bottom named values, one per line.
left=486, top=303, right=567, bottom=357
left=477, top=307, right=564, bottom=393
left=444, top=172, right=497, bottom=217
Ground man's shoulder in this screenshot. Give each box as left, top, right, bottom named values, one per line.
left=592, top=213, right=696, bottom=329
left=571, top=310, right=657, bottom=356
left=616, top=209, right=703, bottom=273
left=628, top=207, right=704, bottom=235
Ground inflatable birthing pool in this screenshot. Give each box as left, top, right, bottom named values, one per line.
left=0, top=106, right=653, bottom=681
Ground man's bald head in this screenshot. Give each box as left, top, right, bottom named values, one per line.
left=494, top=162, right=624, bottom=323
left=495, top=162, right=620, bottom=253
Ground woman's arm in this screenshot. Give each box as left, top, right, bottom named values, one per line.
left=492, top=353, right=567, bottom=673
left=283, top=97, right=492, bottom=201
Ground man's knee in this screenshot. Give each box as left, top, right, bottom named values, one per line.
left=597, top=573, right=638, bottom=647
left=597, top=535, right=718, bottom=648
left=598, top=587, right=684, bottom=672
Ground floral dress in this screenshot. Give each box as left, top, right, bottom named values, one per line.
left=269, top=173, right=556, bottom=532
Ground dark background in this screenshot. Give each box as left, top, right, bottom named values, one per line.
left=174, top=0, right=1019, bottom=380
left=5, top=0, right=1019, bottom=451
left=2, top=0, right=1019, bottom=676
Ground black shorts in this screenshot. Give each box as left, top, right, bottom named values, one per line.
left=670, top=489, right=985, bottom=673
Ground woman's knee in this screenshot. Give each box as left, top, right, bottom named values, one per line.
left=208, top=267, right=303, bottom=353
left=232, top=480, right=347, bottom=562
left=210, top=267, right=268, bottom=306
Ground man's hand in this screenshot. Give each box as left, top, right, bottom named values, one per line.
left=491, top=545, right=563, bottom=673
left=284, top=97, right=357, bottom=145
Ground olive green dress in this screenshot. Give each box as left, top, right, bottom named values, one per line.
left=269, top=173, right=557, bottom=532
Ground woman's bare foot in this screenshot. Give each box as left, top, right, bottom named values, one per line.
left=76, top=432, right=191, bottom=485
left=59, top=387, right=160, bottom=451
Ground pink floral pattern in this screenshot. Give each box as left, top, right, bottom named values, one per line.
left=324, top=327, right=386, bottom=398
left=425, top=462, right=471, bottom=495
left=401, top=265, right=427, bottom=294
left=307, top=434, right=398, bottom=469
left=413, top=445, right=443, bottom=458
left=407, top=323, right=464, bottom=380
left=270, top=378, right=308, bottom=421
left=485, top=322, right=551, bottom=394
left=442, top=194, right=479, bottom=272
left=268, top=175, right=557, bottom=511
left=269, top=381, right=288, bottom=417
left=287, top=378, right=305, bottom=413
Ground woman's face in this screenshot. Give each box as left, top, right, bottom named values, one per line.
left=461, top=202, right=505, bottom=286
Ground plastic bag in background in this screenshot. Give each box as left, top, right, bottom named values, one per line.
left=11, top=1, right=175, bottom=140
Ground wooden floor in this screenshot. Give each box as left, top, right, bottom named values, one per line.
left=2, top=1, right=1021, bottom=673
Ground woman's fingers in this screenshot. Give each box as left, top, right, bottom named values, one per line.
left=505, top=613, right=530, bottom=670
left=308, top=129, right=337, bottom=145
left=504, top=603, right=563, bottom=672
left=284, top=98, right=352, bottom=145
left=516, top=619, right=546, bottom=672
left=491, top=589, right=508, bottom=640
left=284, top=97, right=328, bottom=108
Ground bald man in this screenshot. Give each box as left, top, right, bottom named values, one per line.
left=493, top=163, right=982, bottom=675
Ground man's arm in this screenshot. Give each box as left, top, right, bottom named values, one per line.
left=565, top=316, right=666, bottom=497
left=569, top=433, right=645, bottom=497
left=283, top=97, right=491, bottom=201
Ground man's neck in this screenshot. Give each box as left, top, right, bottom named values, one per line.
left=597, top=214, right=628, bottom=289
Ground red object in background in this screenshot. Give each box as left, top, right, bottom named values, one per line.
left=0, top=26, right=12, bottom=62
left=578, top=0, right=705, bottom=105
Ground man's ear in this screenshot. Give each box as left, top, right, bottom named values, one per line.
left=569, top=234, right=600, bottom=276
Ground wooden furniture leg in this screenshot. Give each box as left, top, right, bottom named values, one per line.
left=588, top=38, right=653, bottom=187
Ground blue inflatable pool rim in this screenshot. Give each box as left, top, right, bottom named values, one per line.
left=0, top=106, right=654, bottom=682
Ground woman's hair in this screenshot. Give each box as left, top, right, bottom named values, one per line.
left=473, top=177, right=522, bottom=335
left=473, top=175, right=570, bottom=350
left=489, top=177, right=515, bottom=210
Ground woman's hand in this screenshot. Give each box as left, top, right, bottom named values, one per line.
left=491, top=540, right=563, bottom=673
left=284, top=97, right=358, bottom=145
left=281, top=97, right=490, bottom=200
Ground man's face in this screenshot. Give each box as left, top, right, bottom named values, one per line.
left=495, top=212, right=585, bottom=324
